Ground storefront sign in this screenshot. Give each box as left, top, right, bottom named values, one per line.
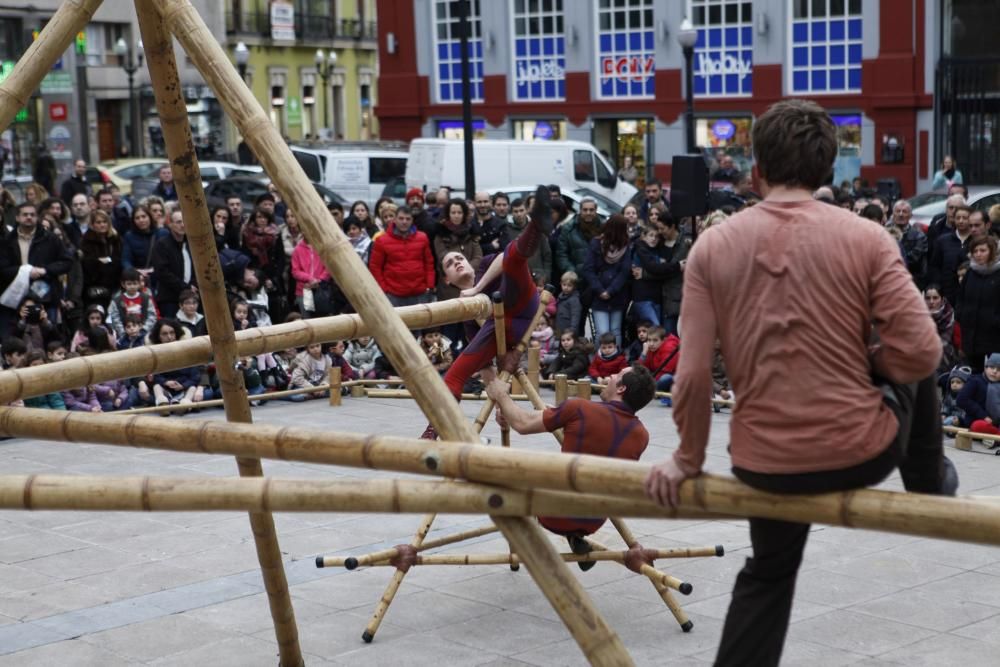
left=516, top=60, right=564, bottom=85
left=696, top=53, right=752, bottom=80
left=600, top=55, right=655, bottom=83
left=270, top=1, right=296, bottom=41
left=286, top=96, right=301, bottom=126
left=48, top=103, right=68, bottom=122
left=40, top=71, right=74, bottom=94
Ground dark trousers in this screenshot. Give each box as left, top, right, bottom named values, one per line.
left=714, top=374, right=948, bottom=666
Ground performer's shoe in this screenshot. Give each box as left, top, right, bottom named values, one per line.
left=567, top=535, right=596, bottom=572
left=419, top=424, right=439, bottom=440
left=531, top=185, right=553, bottom=236
left=940, top=456, right=959, bottom=496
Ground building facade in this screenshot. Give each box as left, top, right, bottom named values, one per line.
left=225, top=0, right=379, bottom=144
left=376, top=0, right=988, bottom=195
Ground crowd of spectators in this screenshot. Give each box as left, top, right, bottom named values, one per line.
left=3, top=154, right=997, bottom=430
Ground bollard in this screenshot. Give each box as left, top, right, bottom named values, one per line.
left=350, top=383, right=366, bottom=398
left=328, top=366, right=342, bottom=407
left=575, top=378, right=592, bottom=400
left=554, top=374, right=568, bottom=406
left=526, top=347, right=540, bottom=390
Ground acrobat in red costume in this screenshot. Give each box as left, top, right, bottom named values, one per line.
left=420, top=187, right=551, bottom=440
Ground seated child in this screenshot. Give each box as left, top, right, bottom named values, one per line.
left=46, top=340, right=67, bottom=364
left=956, top=356, right=1000, bottom=436
left=1, top=337, right=27, bottom=370
left=22, top=351, right=66, bottom=410
left=531, top=315, right=557, bottom=369
left=117, top=314, right=147, bottom=350
left=546, top=329, right=589, bottom=380
left=942, top=365, right=970, bottom=428
left=70, top=305, right=116, bottom=353
left=145, top=319, right=201, bottom=409
left=108, top=268, right=159, bottom=339
left=588, top=332, right=628, bottom=385
left=555, top=271, right=582, bottom=335
left=711, top=340, right=734, bottom=413
left=345, top=335, right=381, bottom=379
left=640, top=326, right=681, bottom=405
left=290, top=342, right=332, bottom=399
left=236, top=356, right=267, bottom=404
left=61, top=350, right=102, bottom=412
left=328, top=340, right=357, bottom=392
left=175, top=290, right=206, bottom=338
left=626, top=320, right=652, bottom=363
left=419, top=328, right=453, bottom=375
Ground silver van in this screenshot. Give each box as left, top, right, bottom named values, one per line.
left=290, top=142, right=408, bottom=205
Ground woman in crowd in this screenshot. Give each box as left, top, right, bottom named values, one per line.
left=956, top=235, right=1000, bottom=373
left=583, top=213, right=631, bottom=346
left=80, top=210, right=123, bottom=310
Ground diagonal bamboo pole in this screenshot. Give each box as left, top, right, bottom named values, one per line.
left=157, top=2, right=631, bottom=663
left=134, top=3, right=300, bottom=664
left=0, top=0, right=103, bottom=132
left=4, top=408, right=1000, bottom=546
left=0, top=297, right=490, bottom=403
left=317, top=525, right=500, bottom=570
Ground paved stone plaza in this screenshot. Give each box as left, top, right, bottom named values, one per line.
left=0, top=392, right=998, bottom=666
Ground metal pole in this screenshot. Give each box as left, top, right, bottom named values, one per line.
left=76, top=57, right=90, bottom=163
left=127, top=63, right=137, bottom=156
left=456, top=0, right=475, bottom=197
left=683, top=45, right=695, bottom=155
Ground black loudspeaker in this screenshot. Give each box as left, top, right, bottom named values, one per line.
left=670, top=155, right=710, bottom=219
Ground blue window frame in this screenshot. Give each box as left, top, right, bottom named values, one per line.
left=512, top=0, right=566, bottom=101
left=789, top=0, right=863, bottom=94
left=690, top=0, right=753, bottom=98
left=595, top=0, right=655, bottom=99
left=432, top=0, right=484, bottom=103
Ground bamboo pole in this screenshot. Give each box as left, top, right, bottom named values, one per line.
left=526, top=347, right=541, bottom=390
left=328, top=367, right=342, bottom=407
left=554, top=374, right=568, bottom=405
left=364, top=389, right=529, bottom=401
left=0, top=0, right=103, bottom=132
left=0, top=296, right=490, bottom=403
left=611, top=518, right=694, bottom=632
left=127, top=384, right=330, bottom=414
left=317, top=525, right=500, bottom=570
left=325, top=548, right=720, bottom=568
left=491, top=292, right=511, bottom=451
left=7, top=408, right=1000, bottom=546
left=350, top=384, right=366, bottom=398
left=576, top=379, right=592, bottom=400
left=152, top=8, right=623, bottom=660
left=135, top=4, right=301, bottom=665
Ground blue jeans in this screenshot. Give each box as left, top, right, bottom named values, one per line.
left=592, top=309, right=623, bottom=346
left=656, top=374, right=674, bottom=392
left=631, top=300, right=661, bottom=327
left=662, top=315, right=679, bottom=337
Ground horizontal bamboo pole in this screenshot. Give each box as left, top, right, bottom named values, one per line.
left=128, top=385, right=331, bottom=415
left=0, top=474, right=699, bottom=521
left=326, top=547, right=720, bottom=568
left=4, top=408, right=999, bottom=546
left=318, top=525, right=500, bottom=569
left=365, top=389, right=530, bottom=401
left=0, top=296, right=490, bottom=403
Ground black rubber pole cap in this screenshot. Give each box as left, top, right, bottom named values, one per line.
left=492, top=291, right=503, bottom=303
left=679, top=582, right=694, bottom=595
left=715, top=544, right=725, bottom=557
left=361, top=630, right=374, bottom=643
left=314, top=556, right=324, bottom=568
left=510, top=563, right=520, bottom=571
left=345, top=557, right=359, bottom=570
left=681, top=620, right=694, bottom=633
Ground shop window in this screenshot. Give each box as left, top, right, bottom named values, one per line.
left=512, top=119, right=567, bottom=141
left=695, top=116, right=754, bottom=177
left=595, top=0, right=655, bottom=99
left=512, top=0, right=566, bottom=101
left=432, top=0, right=484, bottom=103
left=789, top=0, right=862, bottom=94
left=436, top=119, right=486, bottom=139
left=690, top=0, right=752, bottom=97
left=831, top=113, right=862, bottom=187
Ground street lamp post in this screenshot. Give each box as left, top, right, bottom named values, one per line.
left=234, top=42, right=249, bottom=83
left=677, top=18, right=698, bottom=155
left=114, top=37, right=144, bottom=157
left=314, top=49, right=338, bottom=137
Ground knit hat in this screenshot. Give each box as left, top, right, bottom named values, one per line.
left=987, top=354, right=1000, bottom=369
left=406, top=187, right=425, bottom=202
left=949, top=366, right=972, bottom=384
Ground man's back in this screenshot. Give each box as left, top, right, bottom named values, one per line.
left=677, top=199, right=940, bottom=474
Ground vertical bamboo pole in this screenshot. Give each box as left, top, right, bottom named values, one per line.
left=350, top=383, right=366, bottom=398
left=610, top=518, right=692, bottom=631
left=158, top=3, right=632, bottom=663
left=554, top=374, right=568, bottom=405
left=526, top=347, right=540, bottom=390
left=491, top=293, right=511, bottom=450
left=576, top=379, right=592, bottom=400
left=0, top=0, right=104, bottom=132
left=328, top=366, right=342, bottom=407
left=135, top=3, right=302, bottom=665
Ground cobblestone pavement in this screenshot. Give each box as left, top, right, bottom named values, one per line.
left=0, top=393, right=998, bottom=665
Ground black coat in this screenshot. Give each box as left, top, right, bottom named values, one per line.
left=928, top=232, right=970, bottom=305
left=59, top=175, right=90, bottom=205
left=630, top=240, right=670, bottom=303
left=151, top=234, right=196, bottom=305
left=546, top=345, right=589, bottom=380
left=80, top=230, right=123, bottom=300
left=956, top=261, right=1000, bottom=360
left=0, top=227, right=72, bottom=304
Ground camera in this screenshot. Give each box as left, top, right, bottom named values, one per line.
left=25, top=305, right=42, bottom=325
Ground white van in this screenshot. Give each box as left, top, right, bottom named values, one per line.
left=406, top=139, right=637, bottom=206
left=290, top=142, right=408, bottom=204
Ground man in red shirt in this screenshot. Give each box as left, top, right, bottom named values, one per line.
left=644, top=100, right=958, bottom=666
left=368, top=207, right=435, bottom=307
left=486, top=364, right=656, bottom=567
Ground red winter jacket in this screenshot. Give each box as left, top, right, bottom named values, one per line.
left=641, top=334, right=680, bottom=379
left=588, top=350, right=628, bottom=380
left=369, top=224, right=435, bottom=297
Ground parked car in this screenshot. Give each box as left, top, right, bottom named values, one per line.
left=908, top=186, right=1000, bottom=230
left=290, top=142, right=408, bottom=204
left=97, top=158, right=168, bottom=195
left=202, top=176, right=347, bottom=213
left=485, top=185, right=620, bottom=219
left=129, top=163, right=266, bottom=202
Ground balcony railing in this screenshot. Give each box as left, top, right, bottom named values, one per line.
left=226, top=12, right=377, bottom=42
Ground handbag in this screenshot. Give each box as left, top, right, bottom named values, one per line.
left=312, top=281, right=335, bottom=317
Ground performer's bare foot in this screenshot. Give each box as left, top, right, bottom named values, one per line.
left=419, top=424, right=439, bottom=440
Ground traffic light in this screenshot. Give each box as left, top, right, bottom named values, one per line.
left=75, top=31, right=86, bottom=55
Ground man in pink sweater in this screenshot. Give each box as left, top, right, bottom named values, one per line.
left=645, top=99, right=957, bottom=666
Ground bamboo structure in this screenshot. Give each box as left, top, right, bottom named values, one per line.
left=319, top=549, right=717, bottom=568
left=526, top=347, right=541, bottom=390
left=492, top=292, right=512, bottom=450
left=135, top=3, right=301, bottom=663
left=328, top=367, right=342, bottom=407
left=6, top=407, right=1000, bottom=545
left=554, top=374, right=569, bottom=405
left=317, top=525, right=500, bottom=570
left=576, top=379, right=593, bottom=400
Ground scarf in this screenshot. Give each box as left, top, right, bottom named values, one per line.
left=243, top=223, right=279, bottom=267
left=442, top=219, right=470, bottom=236
left=930, top=301, right=954, bottom=340
left=604, top=245, right=627, bottom=264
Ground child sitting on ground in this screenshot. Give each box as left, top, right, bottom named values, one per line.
left=61, top=350, right=102, bottom=413
left=328, top=340, right=357, bottom=392
left=942, top=365, right=970, bottom=428
left=588, top=332, right=628, bottom=385
left=712, top=340, right=734, bottom=413
left=46, top=340, right=66, bottom=364
left=627, top=320, right=652, bottom=363
left=117, top=314, right=147, bottom=350
left=957, top=354, right=1000, bottom=438
left=175, top=290, right=206, bottom=338
left=22, top=351, right=65, bottom=410
left=108, top=268, right=158, bottom=339
left=290, top=342, right=331, bottom=399
left=546, top=329, right=589, bottom=380
left=345, top=335, right=381, bottom=379
left=531, top=315, right=557, bottom=371
left=640, top=326, right=681, bottom=405
left=70, top=305, right=116, bottom=352
left=1, top=337, right=27, bottom=370
left=555, top=271, right=582, bottom=336
left=419, top=328, right=453, bottom=375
